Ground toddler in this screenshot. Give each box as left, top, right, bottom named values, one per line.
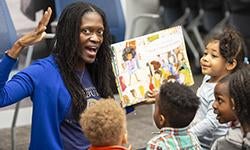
left=80, top=98, right=131, bottom=150
left=146, top=81, right=201, bottom=150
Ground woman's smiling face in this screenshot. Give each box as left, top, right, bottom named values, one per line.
left=79, top=11, right=104, bottom=64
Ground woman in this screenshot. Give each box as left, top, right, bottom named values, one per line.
left=0, top=2, right=115, bottom=149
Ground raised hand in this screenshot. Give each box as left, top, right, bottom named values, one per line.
left=17, top=7, right=52, bottom=47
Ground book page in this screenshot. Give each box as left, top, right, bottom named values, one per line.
left=111, top=26, right=194, bottom=107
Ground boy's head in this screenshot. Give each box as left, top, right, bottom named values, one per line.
left=229, top=64, right=250, bottom=132
left=80, top=98, right=127, bottom=146
left=213, top=75, right=237, bottom=124
left=201, top=27, right=244, bottom=78
left=153, top=81, right=200, bottom=129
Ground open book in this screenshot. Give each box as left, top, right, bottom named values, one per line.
left=111, top=26, right=194, bottom=107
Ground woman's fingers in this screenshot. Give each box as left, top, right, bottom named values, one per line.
left=42, top=7, right=52, bottom=26
left=33, top=7, right=52, bottom=39
left=36, top=7, right=52, bottom=33
left=18, top=7, right=52, bottom=46
left=35, top=26, right=46, bottom=35
left=144, top=98, right=155, bottom=104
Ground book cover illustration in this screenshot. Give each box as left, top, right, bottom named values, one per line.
left=111, top=26, right=194, bottom=107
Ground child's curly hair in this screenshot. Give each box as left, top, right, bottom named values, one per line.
left=80, top=98, right=126, bottom=146
left=206, top=26, right=245, bottom=71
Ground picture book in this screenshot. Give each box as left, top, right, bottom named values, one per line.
left=111, top=26, right=194, bottom=107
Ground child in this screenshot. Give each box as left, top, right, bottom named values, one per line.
left=211, top=75, right=243, bottom=150
left=80, top=98, right=131, bottom=150
left=228, top=65, right=250, bottom=149
left=190, top=27, right=245, bottom=149
left=146, top=81, right=201, bottom=150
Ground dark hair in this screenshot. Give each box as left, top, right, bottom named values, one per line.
left=229, top=64, right=250, bottom=134
left=206, top=26, right=245, bottom=71
left=159, top=81, right=200, bottom=128
left=51, top=2, right=113, bottom=121
left=122, top=47, right=136, bottom=61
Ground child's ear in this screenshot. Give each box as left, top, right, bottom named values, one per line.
left=160, top=114, right=166, bottom=126
left=121, top=131, right=128, bottom=145
left=226, top=59, right=237, bottom=71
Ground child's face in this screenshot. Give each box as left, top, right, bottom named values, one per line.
left=127, top=53, right=133, bottom=60
left=200, top=40, right=228, bottom=79
left=153, top=95, right=164, bottom=129
left=213, top=82, right=237, bottom=123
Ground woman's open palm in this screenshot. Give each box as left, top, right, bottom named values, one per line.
left=18, top=7, right=52, bottom=47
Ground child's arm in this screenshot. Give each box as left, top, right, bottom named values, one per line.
left=190, top=75, right=227, bottom=137
left=190, top=99, right=219, bottom=136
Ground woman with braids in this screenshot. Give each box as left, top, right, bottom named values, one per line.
left=190, top=26, right=245, bottom=149
left=228, top=64, right=250, bottom=150
left=0, top=2, right=120, bottom=150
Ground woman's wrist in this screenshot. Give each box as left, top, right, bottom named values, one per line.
left=6, top=41, right=24, bottom=59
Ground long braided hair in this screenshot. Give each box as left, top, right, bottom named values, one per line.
left=229, top=64, right=250, bottom=150
left=52, top=2, right=113, bottom=121
left=229, top=64, right=250, bottom=134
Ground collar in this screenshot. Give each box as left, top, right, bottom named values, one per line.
left=89, top=145, right=128, bottom=150
left=230, top=120, right=241, bottom=128
left=157, top=126, right=190, bottom=135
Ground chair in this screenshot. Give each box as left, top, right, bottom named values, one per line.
left=131, top=0, right=201, bottom=70
left=187, top=0, right=228, bottom=54
left=0, top=1, right=36, bottom=150
left=166, top=0, right=201, bottom=71
left=200, top=0, right=225, bottom=34
left=226, top=0, right=250, bottom=58
left=54, top=0, right=126, bottom=43
left=0, top=0, right=17, bottom=60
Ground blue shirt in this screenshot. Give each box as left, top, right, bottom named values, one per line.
left=61, top=69, right=100, bottom=150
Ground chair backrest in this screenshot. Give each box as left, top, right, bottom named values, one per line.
left=0, top=0, right=17, bottom=59
left=198, top=0, right=225, bottom=32
left=54, top=0, right=126, bottom=43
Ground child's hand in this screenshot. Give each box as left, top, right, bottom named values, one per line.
left=18, top=7, right=52, bottom=47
